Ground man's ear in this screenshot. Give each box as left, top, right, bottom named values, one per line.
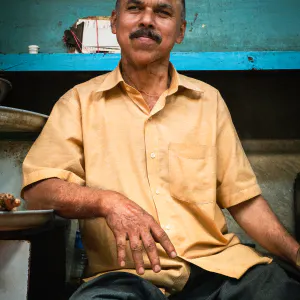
left=111, top=10, right=117, bottom=34
left=176, top=20, right=187, bottom=44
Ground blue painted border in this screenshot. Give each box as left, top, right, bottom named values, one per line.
left=1, top=52, right=300, bottom=71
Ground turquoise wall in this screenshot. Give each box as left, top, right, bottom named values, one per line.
left=1, top=0, right=300, bottom=54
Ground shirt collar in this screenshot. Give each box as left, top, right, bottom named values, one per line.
left=95, top=63, right=124, bottom=93
left=95, top=62, right=204, bottom=94
left=169, top=64, right=204, bottom=94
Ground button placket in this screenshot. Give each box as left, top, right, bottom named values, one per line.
left=145, top=121, right=158, bottom=191
left=144, top=112, right=170, bottom=234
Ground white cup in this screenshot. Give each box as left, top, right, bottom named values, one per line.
left=28, top=45, right=39, bottom=54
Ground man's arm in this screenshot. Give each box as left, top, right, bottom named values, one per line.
left=24, top=178, right=177, bottom=275
left=24, top=178, right=107, bottom=219
left=228, top=195, right=300, bottom=267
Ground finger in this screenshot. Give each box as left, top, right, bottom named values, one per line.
left=129, top=235, right=145, bottom=275
left=141, top=232, right=161, bottom=273
left=151, top=224, right=177, bottom=259
left=116, top=235, right=127, bottom=267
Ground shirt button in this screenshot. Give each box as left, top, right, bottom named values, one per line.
left=165, top=225, right=171, bottom=231
left=155, top=189, right=160, bottom=195
left=150, top=153, right=156, bottom=159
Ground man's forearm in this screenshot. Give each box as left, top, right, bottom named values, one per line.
left=228, top=195, right=300, bottom=266
left=23, top=178, right=109, bottom=219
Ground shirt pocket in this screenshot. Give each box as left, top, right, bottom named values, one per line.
left=168, top=143, right=216, bottom=204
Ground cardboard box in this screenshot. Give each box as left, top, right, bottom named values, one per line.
left=76, top=17, right=120, bottom=53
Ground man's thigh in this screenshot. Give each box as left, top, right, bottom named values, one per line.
left=69, top=272, right=167, bottom=300
left=219, top=262, right=300, bottom=300
left=170, top=263, right=300, bottom=300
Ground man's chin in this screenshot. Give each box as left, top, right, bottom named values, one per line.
left=123, top=49, right=167, bottom=66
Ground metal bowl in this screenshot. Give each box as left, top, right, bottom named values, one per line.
left=0, top=106, right=48, bottom=132
left=0, top=209, right=54, bottom=231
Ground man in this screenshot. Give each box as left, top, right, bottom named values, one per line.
left=22, top=0, right=300, bottom=299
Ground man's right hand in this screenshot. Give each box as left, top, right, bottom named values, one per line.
left=100, top=191, right=177, bottom=275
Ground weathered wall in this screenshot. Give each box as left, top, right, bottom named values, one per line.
left=0, top=0, right=300, bottom=54
left=0, top=141, right=31, bottom=209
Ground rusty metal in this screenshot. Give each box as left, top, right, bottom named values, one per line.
left=0, top=106, right=48, bottom=132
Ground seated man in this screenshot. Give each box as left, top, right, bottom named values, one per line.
left=22, top=0, right=300, bottom=299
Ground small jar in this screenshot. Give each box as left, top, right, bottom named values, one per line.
left=28, top=45, right=40, bottom=54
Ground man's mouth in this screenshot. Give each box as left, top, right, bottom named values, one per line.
left=136, top=36, right=156, bottom=43
left=129, top=28, right=162, bottom=44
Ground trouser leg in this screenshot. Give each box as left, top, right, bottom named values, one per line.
left=170, top=262, right=300, bottom=300
left=69, top=272, right=168, bottom=300
left=218, top=262, right=300, bottom=300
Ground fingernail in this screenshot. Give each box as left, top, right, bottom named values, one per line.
left=154, top=265, right=161, bottom=273
left=138, top=267, right=145, bottom=275
left=120, top=261, right=125, bottom=267
left=171, top=251, right=177, bottom=258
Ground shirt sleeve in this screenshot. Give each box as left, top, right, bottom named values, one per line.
left=21, top=88, right=85, bottom=196
left=216, top=91, right=261, bottom=209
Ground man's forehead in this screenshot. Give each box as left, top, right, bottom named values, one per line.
left=123, top=0, right=181, bottom=7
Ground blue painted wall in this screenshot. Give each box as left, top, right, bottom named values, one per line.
left=0, top=0, right=300, bottom=54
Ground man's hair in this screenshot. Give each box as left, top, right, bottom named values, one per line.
left=115, top=0, right=186, bottom=21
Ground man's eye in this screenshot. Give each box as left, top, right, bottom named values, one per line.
left=158, top=10, right=171, bottom=16
left=128, top=5, right=139, bottom=10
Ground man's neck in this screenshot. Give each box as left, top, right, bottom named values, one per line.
left=120, top=57, right=171, bottom=110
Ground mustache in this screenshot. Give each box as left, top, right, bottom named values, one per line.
left=129, top=28, right=162, bottom=44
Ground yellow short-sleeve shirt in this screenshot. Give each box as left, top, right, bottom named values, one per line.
left=22, top=64, right=271, bottom=293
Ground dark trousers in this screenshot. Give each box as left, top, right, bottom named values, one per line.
left=70, top=263, right=300, bottom=300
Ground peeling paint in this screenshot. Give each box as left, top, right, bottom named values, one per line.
left=189, top=12, right=199, bottom=32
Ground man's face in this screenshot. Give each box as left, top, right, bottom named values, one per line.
left=111, top=0, right=186, bottom=65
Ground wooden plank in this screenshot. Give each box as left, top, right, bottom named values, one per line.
left=1, top=52, right=300, bottom=71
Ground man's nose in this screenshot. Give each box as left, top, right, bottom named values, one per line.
left=139, top=8, right=155, bottom=28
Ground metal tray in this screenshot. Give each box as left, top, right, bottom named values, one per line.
left=0, top=209, right=54, bottom=231
left=0, top=106, right=48, bottom=132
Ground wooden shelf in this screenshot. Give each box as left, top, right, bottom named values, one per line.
left=1, top=51, right=300, bottom=72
